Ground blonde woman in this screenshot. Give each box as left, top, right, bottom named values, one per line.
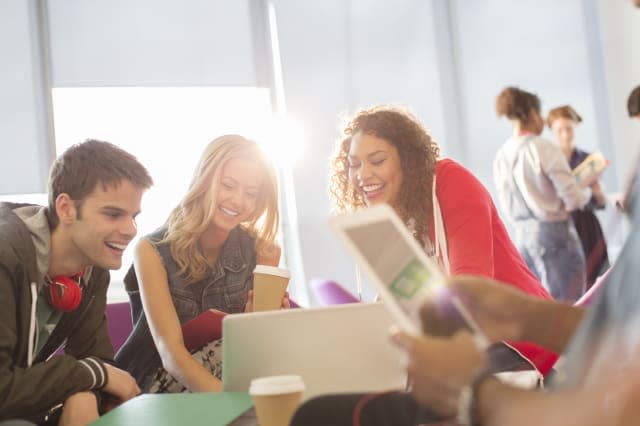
left=116, top=135, right=283, bottom=393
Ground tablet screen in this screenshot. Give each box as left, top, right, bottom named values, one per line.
left=343, top=217, right=443, bottom=328
left=331, top=204, right=489, bottom=348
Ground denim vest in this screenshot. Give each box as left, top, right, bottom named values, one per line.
left=115, top=226, right=257, bottom=391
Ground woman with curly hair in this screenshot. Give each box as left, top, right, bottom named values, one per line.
left=547, top=105, right=609, bottom=289
left=330, top=105, right=548, bottom=298
left=291, top=105, right=557, bottom=426
left=116, top=134, right=284, bottom=393
left=494, top=87, right=593, bottom=303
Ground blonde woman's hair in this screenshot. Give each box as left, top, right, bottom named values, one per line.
left=329, top=105, right=440, bottom=246
left=163, top=134, right=279, bottom=283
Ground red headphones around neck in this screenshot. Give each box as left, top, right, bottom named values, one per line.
left=45, top=273, right=83, bottom=312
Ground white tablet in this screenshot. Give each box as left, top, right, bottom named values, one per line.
left=330, top=203, right=489, bottom=348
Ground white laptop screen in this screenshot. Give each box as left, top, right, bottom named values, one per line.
left=222, top=303, right=406, bottom=400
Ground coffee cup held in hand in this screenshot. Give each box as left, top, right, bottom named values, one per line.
left=249, top=375, right=305, bottom=426
left=252, top=265, right=290, bottom=312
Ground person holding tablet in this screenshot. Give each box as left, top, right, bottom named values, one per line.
left=292, top=104, right=558, bottom=425
left=116, top=135, right=285, bottom=393
left=392, top=166, right=640, bottom=424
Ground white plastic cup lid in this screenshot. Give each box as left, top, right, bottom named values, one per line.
left=253, top=265, right=291, bottom=279
left=249, top=375, right=305, bottom=395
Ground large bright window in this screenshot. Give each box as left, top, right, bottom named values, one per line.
left=51, top=87, right=283, bottom=301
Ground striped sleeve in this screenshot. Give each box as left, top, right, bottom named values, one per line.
left=78, top=356, right=108, bottom=389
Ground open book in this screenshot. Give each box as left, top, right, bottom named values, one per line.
left=573, top=152, right=608, bottom=186
left=181, top=308, right=227, bottom=353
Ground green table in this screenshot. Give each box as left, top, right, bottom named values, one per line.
left=92, top=392, right=253, bottom=426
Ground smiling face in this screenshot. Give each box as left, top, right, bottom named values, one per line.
left=550, top=117, right=576, bottom=152
left=212, top=157, right=264, bottom=233
left=63, top=180, right=144, bottom=270
left=347, top=132, right=404, bottom=208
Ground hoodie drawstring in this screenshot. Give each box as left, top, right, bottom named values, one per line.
left=27, top=282, right=38, bottom=367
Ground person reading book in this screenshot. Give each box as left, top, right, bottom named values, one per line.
left=547, top=105, right=610, bottom=289
left=115, top=135, right=286, bottom=393
left=494, top=87, right=593, bottom=303
left=290, top=105, right=558, bottom=425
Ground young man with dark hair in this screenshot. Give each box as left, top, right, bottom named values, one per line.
left=0, top=139, right=153, bottom=425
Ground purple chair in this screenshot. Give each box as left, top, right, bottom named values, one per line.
left=105, top=301, right=134, bottom=352
left=309, top=278, right=359, bottom=306
left=289, top=298, right=301, bottom=308
left=52, top=301, right=133, bottom=356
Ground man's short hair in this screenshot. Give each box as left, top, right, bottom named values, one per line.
left=628, top=86, right=640, bottom=118
left=47, top=139, right=153, bottom=227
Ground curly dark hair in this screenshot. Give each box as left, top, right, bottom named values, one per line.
left=329, top=105, right=440, bottom=246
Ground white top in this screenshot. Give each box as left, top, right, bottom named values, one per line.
left=493, top=134, right=592, bottom=222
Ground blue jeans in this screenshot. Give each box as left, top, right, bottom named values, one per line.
left=515, top=219, right=586, bottom=302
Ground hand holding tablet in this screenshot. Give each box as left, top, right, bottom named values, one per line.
left=330, top=203, right=489, bottom=350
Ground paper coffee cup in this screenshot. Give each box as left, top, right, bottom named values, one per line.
left=253, top=265, right=290, bottom=312
left=249, top=375, right=305, bottom=426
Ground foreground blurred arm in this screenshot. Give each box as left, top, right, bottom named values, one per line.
left=420, top=276, right=585, bottom=353
left=391, top=330, right=486, bottom=418
left=477, top=359, right=640, bottom=426
left=393, top=317, right=640, bottom=426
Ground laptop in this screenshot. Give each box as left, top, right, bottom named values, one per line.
left=222, top=303, right=406, bottom=400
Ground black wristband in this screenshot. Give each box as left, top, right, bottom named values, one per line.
left=457, top=370, right=494, bottom=426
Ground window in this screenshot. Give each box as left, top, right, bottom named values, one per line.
left=50, top=86, right=300, bottom=301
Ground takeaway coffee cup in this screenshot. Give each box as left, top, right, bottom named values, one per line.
left=252, top=265, right=290, bottom=312
left=249, top=375, right=305, bottom=426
